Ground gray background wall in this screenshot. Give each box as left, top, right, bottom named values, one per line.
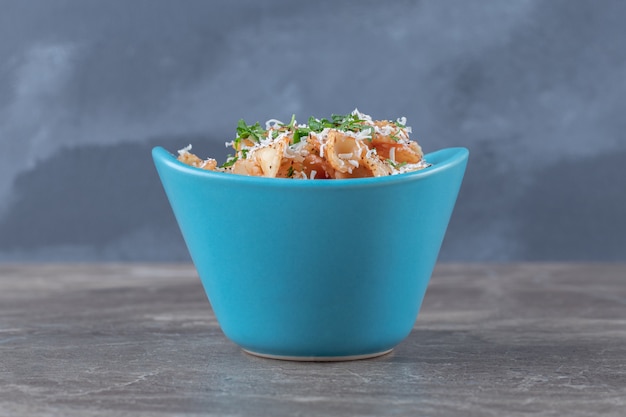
left=1, top=0, right=625, bottom=262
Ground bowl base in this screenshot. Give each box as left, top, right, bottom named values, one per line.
left=242, top=348, right=393, bottom=362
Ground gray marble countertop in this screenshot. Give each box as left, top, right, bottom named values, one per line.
left=1, top=263, right=625, bottom=416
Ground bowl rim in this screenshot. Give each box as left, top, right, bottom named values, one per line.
left=153, top=146, right=468, bottom=188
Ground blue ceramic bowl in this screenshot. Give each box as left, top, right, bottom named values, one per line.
left=153, top=146, right=468, bottom=361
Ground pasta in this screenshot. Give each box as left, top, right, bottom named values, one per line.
left=177, top=109, right=429, bottom=179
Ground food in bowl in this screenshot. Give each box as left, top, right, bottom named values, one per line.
left=177, top=109, right=430, bottom=179
left=152, top=108, right=469, bottom=361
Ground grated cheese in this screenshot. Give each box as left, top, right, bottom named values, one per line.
left=177, top=144, right=192, bottom=155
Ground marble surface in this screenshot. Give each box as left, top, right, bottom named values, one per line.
left=1, top=263, right=625, bottom=416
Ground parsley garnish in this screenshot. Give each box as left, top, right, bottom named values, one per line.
left=306, top=113, right=369, bottom=134
left=308, top=117, right=324, bottom=132
left=285, top=114, right=296, bottom=129
left=386, top=159, right=407, bottom=169
left=330, top=113, right=366, bottom=132
left=293, top=127, right=310, bottom=144
left=236, top=119, right=265, bottom=143
left=221, top=155, right=238, bottom=168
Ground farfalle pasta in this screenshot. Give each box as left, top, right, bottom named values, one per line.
left=178, top=109, right=429, bottom=179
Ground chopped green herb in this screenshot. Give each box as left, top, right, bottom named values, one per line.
left=236, top=119, right=265, bottom=143
left=286, top=114, right=296, bottom=129
left=287, top=165, right=294, bottom=178
left=221, top=155, right=238, bottom=168
left=293, top=127, right=311, bottom=144
left=308, top=117, right=324, bottom=132
left=386, top=159, right=407, bottom=169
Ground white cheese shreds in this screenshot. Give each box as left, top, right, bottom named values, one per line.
left=177, top=144, right=192, bottom=155
left=265, top=119, right=283, bottom=129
